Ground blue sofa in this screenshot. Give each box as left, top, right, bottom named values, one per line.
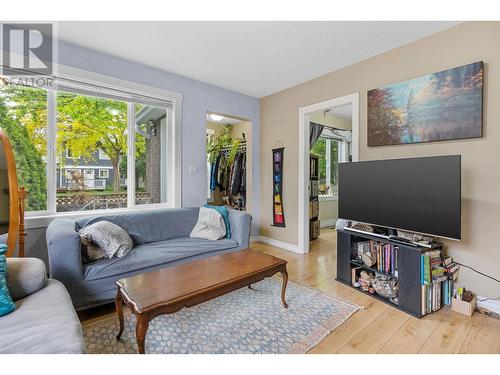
left=46, top=207, right=251, bottom=309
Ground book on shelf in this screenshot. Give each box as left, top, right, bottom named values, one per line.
left=367, top=241, right=398, bottom=276
left=420, top=250, right=459, bottom=315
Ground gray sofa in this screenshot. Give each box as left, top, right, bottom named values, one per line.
left=46, top=207, right=252, bottom=309
left=0, top=257, right=85, bottom=353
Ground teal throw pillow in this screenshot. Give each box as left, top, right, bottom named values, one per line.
left=204, top=205, right=231, bottom=239
left=0, top=244, right=15, bottom=317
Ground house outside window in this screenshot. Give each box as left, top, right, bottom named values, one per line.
left=0, top=76, right=179, bottom=216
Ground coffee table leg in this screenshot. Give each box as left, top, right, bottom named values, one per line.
left=115, top=291, right=124, bottom=341
left=136, top=314, right=149, bottom=354
left=280, top=266, right=289, bottom=309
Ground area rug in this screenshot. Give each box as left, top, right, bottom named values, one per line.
left=82, top=278, right=359, bottom=354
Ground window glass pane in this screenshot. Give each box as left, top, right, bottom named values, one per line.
left=0, top=85, right=48, bottom=212
left=311, top=136, right=341, bottom=196
left=56, top=92, right=128, bottom=212
left=330, top=140, right=339, bottom=195
left=311, top=137, right=328, bottom=194
left=134, top=104, right=167, bottom=205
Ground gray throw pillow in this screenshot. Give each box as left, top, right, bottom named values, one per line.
left=79, top=221, right=133, bottom=259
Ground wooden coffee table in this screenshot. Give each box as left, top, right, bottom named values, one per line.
left=115, top=249, right=288, bottom=353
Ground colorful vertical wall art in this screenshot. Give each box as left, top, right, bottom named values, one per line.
left=272, top=147, right=285, bottom=227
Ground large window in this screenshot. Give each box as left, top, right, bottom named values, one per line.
left=311, top=137, right=339, bottom=197
left=0, top=79, right=175, bottom=216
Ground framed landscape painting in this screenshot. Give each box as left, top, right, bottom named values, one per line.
left=367, top=61, right=483, bottom=147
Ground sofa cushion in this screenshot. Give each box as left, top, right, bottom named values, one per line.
left=75, top=208, right=200, bottom=244
left=83, top=237, right=239, bottom=281
left=0, top=279, right=85, bottom=353
left=6, top=258, right=47, bottom=302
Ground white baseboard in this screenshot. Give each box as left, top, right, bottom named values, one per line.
left=320, top=218, right=337, bottom=228
left=251, top=236, right=302, bottom=254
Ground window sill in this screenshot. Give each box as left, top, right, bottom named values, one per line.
left=319, top=195, right=338, bottom=202
left=26, top=204, right=175, bottom=229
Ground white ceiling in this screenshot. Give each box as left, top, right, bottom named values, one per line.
left=328, top=104, right=353, bottom=120
left=57, top=21, right=460, bottom=98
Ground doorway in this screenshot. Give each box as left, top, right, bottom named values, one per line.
left=298, top=93, right=359, bottom=253
left=206, top=112, right=252, bottom=212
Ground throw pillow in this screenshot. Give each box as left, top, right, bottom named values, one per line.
left=80, top=237, right=106, bottom=263
left=0, top=244, right=15, bottom=317
left=204, top=204, right=231, bottom=239
left=190, top=206, right=227, bottom=241
left=79, top=221, right=133, bottom=259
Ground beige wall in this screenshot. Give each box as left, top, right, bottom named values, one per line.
left=319, top=199, right=338, bottom=224
left=259, top=22, right=500, bottom=297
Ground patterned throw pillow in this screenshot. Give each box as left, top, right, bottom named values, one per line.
left=0, top=244, right=15, bottom=317
left=79, top=221, right=133, bottom=259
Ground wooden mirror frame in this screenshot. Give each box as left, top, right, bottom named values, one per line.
left=0, top=127, right=21, bottom=257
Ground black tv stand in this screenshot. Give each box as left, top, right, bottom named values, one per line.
left=336, top=228, right=441, bottom=318
left=388, top=235, right=413, bottom=243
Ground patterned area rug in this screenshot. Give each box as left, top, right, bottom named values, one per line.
left=82, top=278, right=359, bottom=354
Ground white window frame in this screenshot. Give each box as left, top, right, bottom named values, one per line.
left=318, top=136, right=350, bottom=201
left=98, top=169, right=109, bottom=179
left=83, top=169, right=95, bottom=180
left=22, top=63, right=183, bottom=228
left=317, top=137, right=338, bottom=201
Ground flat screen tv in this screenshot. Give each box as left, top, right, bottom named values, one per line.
left=338, top=155, right=461, bottom=240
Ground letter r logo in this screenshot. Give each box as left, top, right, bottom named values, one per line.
left=1, top=23, right=54, bottom=76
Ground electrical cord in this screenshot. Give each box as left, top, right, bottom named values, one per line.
left=454, top=262, right=500, bottom=283
left=453, top=261, right=500, bottom=302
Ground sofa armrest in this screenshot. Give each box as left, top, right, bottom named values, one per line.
left=46, top=219, right=83, bottom=284
left=6, top=258, right=47, bottom=301
left=228, top=209, right=252, bottom=248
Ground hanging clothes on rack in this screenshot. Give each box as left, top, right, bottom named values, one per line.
left=240, top=152, right=246, bottom=194
left=210, top=154, right=221, bottom=191
left=209, top=141, right=247, bottom=210
left=230, top=151, right=245, bottom=196
left=217, top=155, right=229, bottom=191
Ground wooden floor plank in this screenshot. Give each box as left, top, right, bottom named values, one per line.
left=335, top=307, right=410, bottom=353
left=459, top=312, right=500, bottom=354
left=308, top=291, right=388, bottom=353
left=378, top=308, right=446, bottom=353
left=419, top=308, right=474, bottom=354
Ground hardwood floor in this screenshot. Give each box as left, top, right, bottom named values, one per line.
left=251, top=227, right=500, bottom=354
left=79, top=227, right=500, bottom=353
